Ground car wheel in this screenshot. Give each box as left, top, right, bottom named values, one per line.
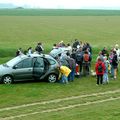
left=2, top=75, right=13, bottom=84
left=47, top=74, right=57, bottom=83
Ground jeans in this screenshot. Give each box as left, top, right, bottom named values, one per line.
left=111, top=64, right=114, bottom=77
left=68, top=69, right=75, bottom=81
left=61, top=75, right=68, bottom=84
left=103, top=73, right=109, bottom=83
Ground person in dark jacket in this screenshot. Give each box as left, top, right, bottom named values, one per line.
left=112, top=51, right=118, bottom=79
left=66, top=52, right=76, bottom=81
left=101, top=47, right=109, bottom=58
left=76, top=47, right=83, bottom=75
left=16, top=48, right=23, bottom=56
left=35, top=42, right=44, bottom=54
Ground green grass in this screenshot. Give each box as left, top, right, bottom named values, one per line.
left=0, top=15, right=120, bottom=59
left=0, top=77, right=120, bottom=119
left=0, top=76, right=120, bottom=106
left=0, top=9, right=120, bottom=119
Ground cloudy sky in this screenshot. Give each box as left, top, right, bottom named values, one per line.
left=0, top=0, right=120, bottom=9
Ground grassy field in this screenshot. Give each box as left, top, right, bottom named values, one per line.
left=0, top=16, right=120, bottom=58
left=0, top=77, right=120, bottom=120
left=0, top=9, right=120, bottom=59
left=0, top=9, right=120, bottom=16
left=0, top=9, right=120, bottom=120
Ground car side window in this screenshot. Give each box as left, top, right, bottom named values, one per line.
left=15, top=58, right=32, bottom=69
left=16, top=61, right=23, bottom=69
left=34, top=57, right=44, bottom=68
left=22, top=58, right=32, bottom=68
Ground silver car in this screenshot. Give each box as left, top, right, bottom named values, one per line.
left=0, top=54, right=59, bottom=84
left=49, top=47, right=69, bottom=58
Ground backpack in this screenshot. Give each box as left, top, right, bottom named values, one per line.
left=76, top=52, right=83, bottom=62
left=83, top=54, right=89, bottom=62
left=98, top=63, right=103, bottom=73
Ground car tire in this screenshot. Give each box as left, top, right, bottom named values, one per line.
left=47, top=74, right=57, bottom=83
left=2, top=75, right=13, bottom=84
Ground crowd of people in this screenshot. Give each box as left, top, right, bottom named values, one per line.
left=50, top=39, right=92, bottom=84
left=51, top=40, right=120, bottom=85
left=95, top=44, right=120, bottom=85
left=15, top=39, right=120, bottom=85
left=16, top=42, right=44, bottom=56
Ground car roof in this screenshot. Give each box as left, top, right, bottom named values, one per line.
left=6, top=53, right=55, bottom=67
left=28, top=53, right=54, bottom=59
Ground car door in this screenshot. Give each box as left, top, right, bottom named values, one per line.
left=33, top=57, right=45, bottom=79
left=13, top=58, right=33, bottom=81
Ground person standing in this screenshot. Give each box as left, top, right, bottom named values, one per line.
left=27, top=47, right=33, bottom=55
left=95, top=57, right=105, bottom=85
left=16, top=48, right=23, bottom=56
left=82, top=51, right=91, bottom=76
left=114, top=44, right=120, bottom=61
left=112, top=51, right=118, bottom=79
left=76, top=47, right=83, bottom=76
left=103, top=56, right=109, bottom=84
left=66, top=52, right=76, bottom=81
left=35, top=42, right=44, bottom=54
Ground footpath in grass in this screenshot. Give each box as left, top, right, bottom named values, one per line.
left=0, top=89, right=120, bottom=119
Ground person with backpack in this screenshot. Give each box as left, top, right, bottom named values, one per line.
left=95, top=57, right=105, bottom=85
left=82, top=51, right=91, bottom=76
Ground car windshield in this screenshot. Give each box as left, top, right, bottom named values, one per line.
left=5, top=56, right=23, bottom=67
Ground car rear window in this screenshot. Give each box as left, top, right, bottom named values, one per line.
left=48, top=59, right=56, bottom=65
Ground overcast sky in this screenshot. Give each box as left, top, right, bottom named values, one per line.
left=0, top=0, right=120, bottom=9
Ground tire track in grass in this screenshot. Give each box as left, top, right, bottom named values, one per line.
left=1, top=96, right=120, bottom=120
left=0, top=89, right=120, bottom=112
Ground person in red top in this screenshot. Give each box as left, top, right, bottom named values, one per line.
left=95, top=57, right=105, bottom=85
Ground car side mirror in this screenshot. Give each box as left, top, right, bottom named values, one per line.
left=13, top=65, right=18, bottom=69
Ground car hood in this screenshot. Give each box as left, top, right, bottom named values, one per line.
left=0, top=64, right=12, bottom=75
